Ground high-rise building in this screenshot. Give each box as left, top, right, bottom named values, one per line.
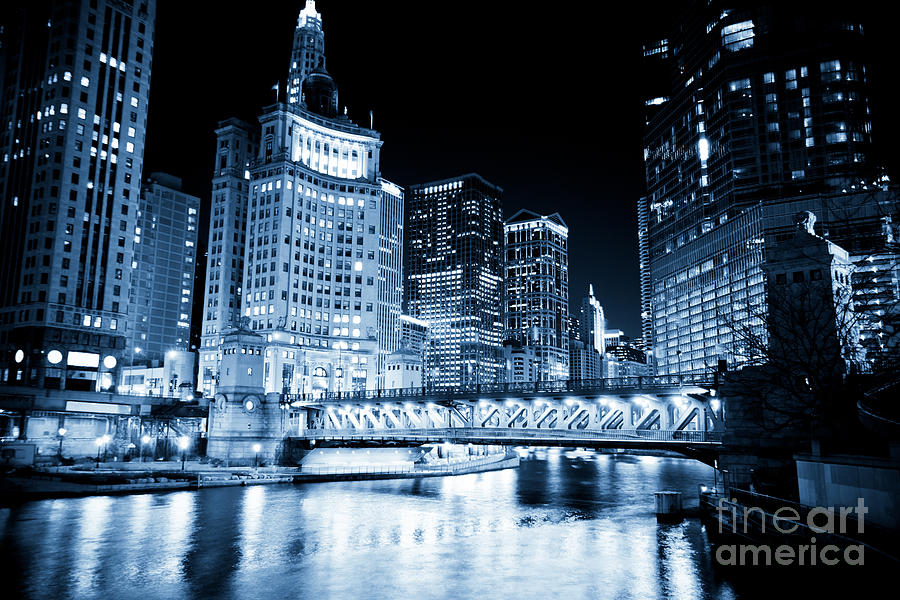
left=199, top=1, right=404, bottom=396
left=503, top=210, right=569, bottom=381
left=579, top=284, right=605, bottom=356
left=126, top=173, right=199, bottom=363
left=639, top=0, right=896, bottom=374
left=567, top=285, right=604, bottom=381
left=198, top=119, right=258, bottom=395
left=406, top=174, right=504, bottom=389
left=0, top=0, right=155, bottom=391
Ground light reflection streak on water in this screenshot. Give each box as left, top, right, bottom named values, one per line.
left=158, top=492, right=195, bottom=580
left=238, top=485, right=267, bottom=570
left=72, top=496, right=113, bottom=597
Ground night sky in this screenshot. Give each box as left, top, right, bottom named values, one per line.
left=142, top=1, right=895, bottom=341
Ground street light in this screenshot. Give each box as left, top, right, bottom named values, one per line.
left=95, top=434, right=110, bottom=465
left=252, top=443, right=262, bottom=468
left=57, top=427, right=67, bottom=462
left=177, top=436, right=190, bottom=470
left=140, top=434, right=151, bottom=462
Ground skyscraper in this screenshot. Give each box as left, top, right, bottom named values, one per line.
left=579, top=284, right=605, bottom=357
left=569, top=285, right=604, bottom=381
left=406, top=174, right=503, bottom=389
left=198, top=119, right=258, bottom=395
left=126, top=173, right=199, bottom=363
left=0, top=0, right=155, bottom=391
left=639, top=0, right=896, bottom=374
left=199, top=1, right=404, bottom=396
left=502, top=210, right=569, bottom=381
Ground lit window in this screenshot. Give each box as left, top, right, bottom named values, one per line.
left=721, top=20, right=754, bottom=52
left=81, top=76, right=90, bottom=87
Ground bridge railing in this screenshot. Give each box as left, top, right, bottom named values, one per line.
left=298, top=427, right=723, bottom=444
left=281, top=373, right=716, bottom=405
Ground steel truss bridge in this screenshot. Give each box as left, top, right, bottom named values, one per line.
left=283, top=374, right=724, bottom=463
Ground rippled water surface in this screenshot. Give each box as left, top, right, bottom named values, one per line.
left=0, top=451, right=868, bottom=599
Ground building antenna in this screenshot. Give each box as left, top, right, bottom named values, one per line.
left=369, top=109, right=374, bottom=129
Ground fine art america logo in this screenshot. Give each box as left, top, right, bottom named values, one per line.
left=714, top=497, right=868, bottom=566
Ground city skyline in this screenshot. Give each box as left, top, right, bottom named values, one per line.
left=141, top=1, right=899, bottom=341
left=139, top=1, right=690, bottom=339
left=3, top=3, right=899, bottom=596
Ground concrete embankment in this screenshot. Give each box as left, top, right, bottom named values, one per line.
left=1, top=453, right=520, bottom=498
left=0, top=467, right=296, bottom=499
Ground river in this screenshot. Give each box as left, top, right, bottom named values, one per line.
left=0, top=450, right=873, bottom=599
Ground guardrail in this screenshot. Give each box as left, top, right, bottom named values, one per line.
left=281, top=373, right=716, bottom=405
left=298, top=427, right=723, bottom=444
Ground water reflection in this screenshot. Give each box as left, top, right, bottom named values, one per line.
left=2, top=453, right=837, bottom=600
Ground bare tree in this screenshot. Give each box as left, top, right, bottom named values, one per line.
left=722, top=249, right=900, bottom=441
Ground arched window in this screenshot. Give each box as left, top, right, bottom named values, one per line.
left=313, top=366, right=327, bottom=377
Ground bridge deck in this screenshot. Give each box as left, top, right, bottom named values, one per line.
left=294, top=427, right=722, bottom=447
left=281, top=374, right=716, bottom=405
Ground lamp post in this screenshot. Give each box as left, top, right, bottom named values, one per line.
left=177, top=436, right=190, bottom=470
left=252, top=443, right=262, bottom=468
left=140, top=434, right=151, bottom=462
left=57, top=427, right=67, bottom=462
left=95, top=434, right=110, bottom=466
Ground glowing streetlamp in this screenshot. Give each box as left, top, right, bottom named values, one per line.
left=57, top=427, right=67, bottom=462
left=140, top=434, right=151, bottom=462
left=252, top=443, right=262, bottom=468
left=177, top=436, right=190, bottom=470
left=95, top=434, right=111, bottom=465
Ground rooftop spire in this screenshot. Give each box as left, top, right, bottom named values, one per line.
left=297, top=1, right=322, bottom=30
left=287, top=1, right=327, bottom=105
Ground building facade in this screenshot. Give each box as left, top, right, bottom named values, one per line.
left=501, top=341, right=538, bottom=384
left=198, top=119, right=258, bottom=394
left=406, top=174, right=504, bottom=389
left=639, top=0, right=895, bottom=373
left=399, top=313, right=428, bottom=358
left=199, top=1, right=404, bottom=397
left=603, top=331, right=651, bottom=378
left=0, top=0, right=155, bottom=391
left=126, top=173, right=199, bottom=364
left=503, top=210, right=569, bottom=381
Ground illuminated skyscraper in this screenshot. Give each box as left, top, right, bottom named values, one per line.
left=579, top=284, right=605, bottom=356
left=406, top=174, right=504, bottom=389
left=200, top=1, right=404, bottom=396
left=640, top=0, right=896, bottom=374
left=198, top=119, right=258, bottom=394
left=126, top=173, right=199, bottom=363
left=0, top=0, right=155, bottom=391
left=503, top=210, right=569, bottom=381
